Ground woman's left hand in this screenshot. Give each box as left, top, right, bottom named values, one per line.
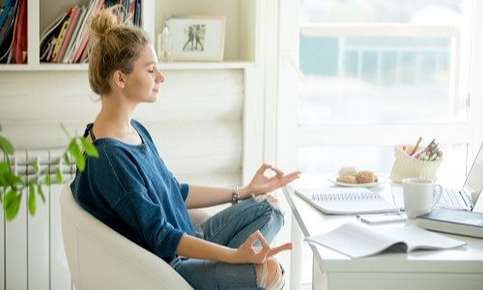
left=241, top=164, right=300, bottom=198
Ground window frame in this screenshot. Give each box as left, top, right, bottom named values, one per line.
left=277, top=4, right=477, bottom=174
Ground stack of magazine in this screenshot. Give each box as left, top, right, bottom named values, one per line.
left=0, top=0, right=27, bottom=64
left=40, top=0, right=142, bottom=64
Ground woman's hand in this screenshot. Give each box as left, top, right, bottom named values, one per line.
left=229, top=231, right=292, bottom=264
left=241, top=164, right=300, bottom=198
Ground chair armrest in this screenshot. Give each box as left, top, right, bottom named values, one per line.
left=76, top=223, right=193, bottom=290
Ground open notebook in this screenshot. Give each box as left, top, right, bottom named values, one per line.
left=306, top=221, right=466, bottom=258
left=295, top=187, right=400, bottom=215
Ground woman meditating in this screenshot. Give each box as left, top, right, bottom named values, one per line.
left=70, top=6, right=300, bottom=290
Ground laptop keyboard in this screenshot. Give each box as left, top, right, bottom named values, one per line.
left=436, top=189, right=471, bottom=210
left=393, top=189, right=471, bottom=211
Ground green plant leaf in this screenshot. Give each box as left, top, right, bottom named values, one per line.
left=37, top=184, right=46, bottom=203
left=68, top=139, right=85, bottom=171
left=44, top=173, right=52, bottom=186
left=6, top=171, right=24, bottom=188
left=0, top=162, right=9, bottom=186
left=63, top=152, right=73, bottom=165
left=55, top=167, right=63, bottom=184
left=0, top=135, right=14, bottom=155
left=28, top=184, right=36, bottom=216
left=3, top=190, right=14, bottom=209
left=80, top=137, right=99, bottom=158
left=32, top=159, right=40, bottom=174
left=4, top=189, right=21, bottom=221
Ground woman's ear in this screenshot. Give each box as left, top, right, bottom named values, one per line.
left=111, top=70, right=127, bottom=89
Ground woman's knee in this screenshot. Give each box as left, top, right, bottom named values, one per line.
left=255, top=258, right=285, bottom=290
left=255, top=195, right=284, bottom=224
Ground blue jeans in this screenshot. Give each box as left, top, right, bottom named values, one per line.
left=170, top=197, right=284, bottom=290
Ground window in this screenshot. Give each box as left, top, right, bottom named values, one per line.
left=292, top=0, right=475, bottom=186
left=277, top=1, right=478, bottom=288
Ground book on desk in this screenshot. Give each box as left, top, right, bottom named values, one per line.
left=416, top=208, right=483, bottom=238
left=306, top=221, right=466, bottom=258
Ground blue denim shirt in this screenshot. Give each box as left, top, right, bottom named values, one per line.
left=70, top=119, right=195, bottom=263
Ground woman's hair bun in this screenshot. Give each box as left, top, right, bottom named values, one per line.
left=87, top=5, right=149, bottom=96
left=89, top=6, right=122, bottom=41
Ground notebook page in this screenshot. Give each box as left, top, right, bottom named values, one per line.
left=379, top=225, right=466, bottom=251
left=306, top=222, right=396, bottom=258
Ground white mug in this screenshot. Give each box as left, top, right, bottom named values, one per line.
left=402, top=177, right=443, bottom=218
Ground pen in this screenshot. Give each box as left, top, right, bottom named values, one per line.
left=409, top=137, right=422, bottom=156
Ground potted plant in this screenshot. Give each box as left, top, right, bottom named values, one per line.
left=0, top=124, right=98, bottom=221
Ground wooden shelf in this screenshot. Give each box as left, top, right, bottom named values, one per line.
left=0, top=61, right=254, bottom=71
left=157, top=61, right=255, bottom=70
left=0, top=64, right=88, bottom=71
left=0, top=0, right=258, bottom=71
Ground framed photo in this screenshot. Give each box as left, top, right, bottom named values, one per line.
left=165, top=16, right=226, bottom=61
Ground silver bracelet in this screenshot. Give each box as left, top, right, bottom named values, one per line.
left=231, top=185, right=240, bottom=205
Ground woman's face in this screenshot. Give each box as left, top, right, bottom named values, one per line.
left=123, top=44, right=164, bottom=103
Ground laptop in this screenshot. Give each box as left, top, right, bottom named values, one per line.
left=432, top=143, right=483, bottom=213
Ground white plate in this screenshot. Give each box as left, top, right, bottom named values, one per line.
left=328, top=176, right=386, bottom=188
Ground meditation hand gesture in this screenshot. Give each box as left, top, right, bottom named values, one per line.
left=232, top=231, right=292, bottom=264
left=243, top=164, right=300, bottom=198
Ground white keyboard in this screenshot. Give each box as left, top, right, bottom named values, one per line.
left=393, top=189, right=472, bottom=211
left=436, top=189, right=472, bottom=210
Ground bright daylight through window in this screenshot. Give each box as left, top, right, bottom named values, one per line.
left=296, top=0, right=474, bottom=179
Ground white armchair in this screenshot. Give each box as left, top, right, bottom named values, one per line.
left=60, top=184, right=194, bottom=290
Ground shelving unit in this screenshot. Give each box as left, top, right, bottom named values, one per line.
left=0, top=61, right=254, bottom=71
left=0, top=0, right=258, bottom=71
left=0, top=4, right=266, bottom=290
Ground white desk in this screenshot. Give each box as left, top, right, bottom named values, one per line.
left=284, top=177, right=483, bottom=290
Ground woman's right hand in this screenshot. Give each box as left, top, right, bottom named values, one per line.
left=229, top=230, right=292, bottom=264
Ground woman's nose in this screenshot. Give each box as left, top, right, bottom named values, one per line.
left=157, top=71, right=165, bottom=83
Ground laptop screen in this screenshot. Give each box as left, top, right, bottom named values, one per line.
left=463, top=143, right=483, bottom=197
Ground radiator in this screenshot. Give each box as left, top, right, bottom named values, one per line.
left=1, top=149, right=76, bottom=290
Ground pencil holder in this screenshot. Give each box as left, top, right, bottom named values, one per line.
left=390, top=145, right=442, bottom=183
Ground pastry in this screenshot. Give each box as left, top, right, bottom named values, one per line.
left=338, top=166, right=357, bottom=177
left=356, top=171, right=378, bottom=184
left=336, top=175, right=358, bottom=184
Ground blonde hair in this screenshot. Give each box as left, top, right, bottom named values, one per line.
left=88, top=6, right=149, bottom=95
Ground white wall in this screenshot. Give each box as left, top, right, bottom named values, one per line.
left=0, top=69, right=244, bottom=186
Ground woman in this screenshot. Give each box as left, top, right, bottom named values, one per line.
left=71, top=7, right=300, bottom=290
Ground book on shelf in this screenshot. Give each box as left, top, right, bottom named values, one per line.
left=0, top=0, right=17, bottom=36
left=39, top=0, right=143, bottom=64
left=416, top=208, right=483, bottom=238
left=306, top=221, right=466, bottom=258
left=55, top=6, right=81, bottom=63
left=66, top=0, right=97, bottom=63
left=40, top=12, right=68, bottom=62
left=72, top=0, right=105, bottom=63
left=0, top=0, right=15, bottom=29
left=295, top=187, right=400, bottom=215
left=62, top=7, right=87, bottom=63
left=50, top=14, right=71, bottom=63
left=0, top=0, right=19, bottom=63
left=9, top=0, right=27, bottom=64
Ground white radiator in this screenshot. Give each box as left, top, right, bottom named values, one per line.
left=2, top=149, right=76, bottom=290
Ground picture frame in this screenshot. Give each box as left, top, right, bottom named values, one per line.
left=165, top=16, right=226, bottom=61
